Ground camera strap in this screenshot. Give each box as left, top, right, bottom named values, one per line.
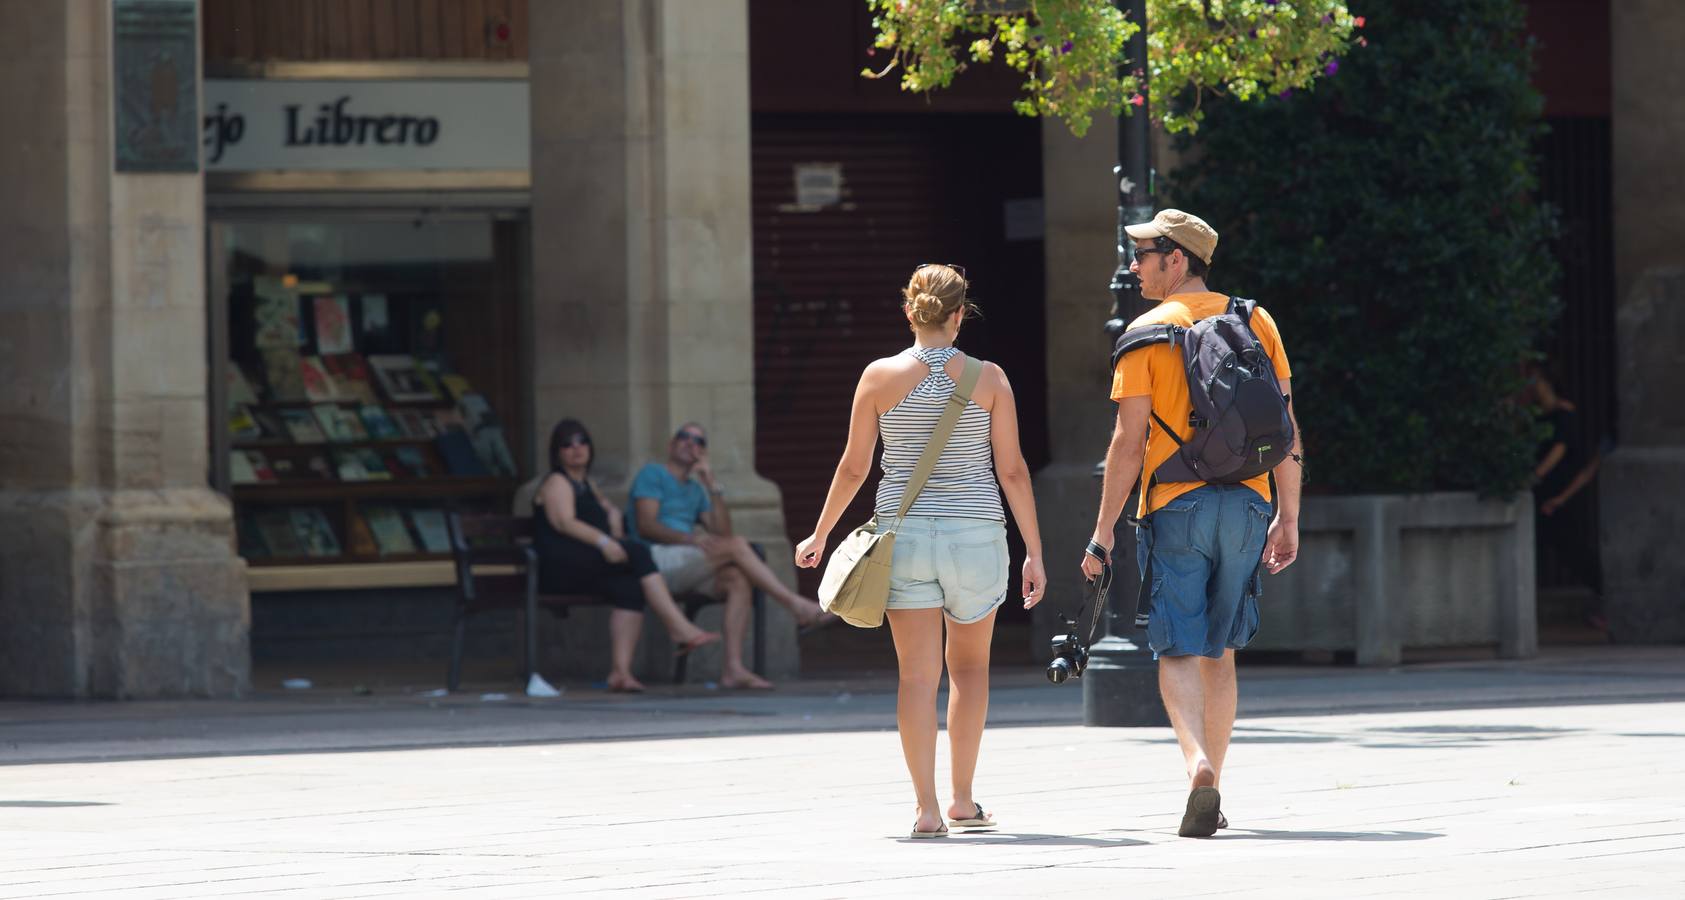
left=1079, top=541, right=1114, bottom=647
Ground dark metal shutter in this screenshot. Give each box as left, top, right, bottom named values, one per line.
left=752, top=114, right=1046, bottom=597
left=1536, top=116, right=1615, bottom=597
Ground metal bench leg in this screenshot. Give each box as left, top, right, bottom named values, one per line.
left=749, top=542, right=769, bottom=677
left=752, top=588, right=767, bottom=677
left=447, top=610, right=468, bottom=692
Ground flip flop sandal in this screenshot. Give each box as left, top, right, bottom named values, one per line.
left=909, top=822, right=949, bottom=839
left=1178, top=786, right=1222, bottom=838
left=950, top=803, right=996, bottom=828
left=1217, top=812, right=1229, bottom=830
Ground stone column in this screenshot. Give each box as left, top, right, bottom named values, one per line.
left=1031, top=121, right=1125, bottom=655
left=530, top=0, right=799, bottom=679
left=0, top=0, right=249, bottom=697
left=1603, top=2, right=1685, bottom=642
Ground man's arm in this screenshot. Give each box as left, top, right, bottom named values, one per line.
left=1264, top=377, right=1302, bottom=573
left=1083, top=396, right=1150, bottom=578
left=635, top=497, right=698, bottom=546
left=699, top=486, right=732, bottom=537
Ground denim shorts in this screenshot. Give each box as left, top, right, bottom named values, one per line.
left=884, top=516, right=1010, bottom=623
left=1136, top=485, right=1271, bottom=659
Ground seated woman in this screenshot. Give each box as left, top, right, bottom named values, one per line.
left=534, top=418, right=720, bottom=692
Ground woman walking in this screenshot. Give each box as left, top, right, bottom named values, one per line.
left=795, top=264, right=1045, bottom=838
left=534, top=418, right=720, bottom=693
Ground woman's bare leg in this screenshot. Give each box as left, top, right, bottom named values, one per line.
left=638, top=573, right=720, bottom=650
left=887, top=607, right=946, bottom=834
left=944, top=608, right=997, bottom=821
left=606, top=609, right=647, bottom=692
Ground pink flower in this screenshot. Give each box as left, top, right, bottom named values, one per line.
left=1354, top=16, right=1366, bottom=27
left=1130, top=94, right=1145, bottom=106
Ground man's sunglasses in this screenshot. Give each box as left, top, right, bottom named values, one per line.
left=675, top=430, right=707, bottom=447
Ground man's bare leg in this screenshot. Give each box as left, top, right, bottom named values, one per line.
left=706, top=536, right=826, bottom=625
left=716, top=566, right=770, bottom=689
left=1159, top=656, right=1216, bottom=788
left=1199, top=650, right=1238, bottom=788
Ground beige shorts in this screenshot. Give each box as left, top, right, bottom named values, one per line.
left=650, top=543, right=719, bottom=597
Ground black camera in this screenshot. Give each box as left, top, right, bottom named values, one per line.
left=1046, top=614, right=1089, bottom=684
left=1046, top=542, right=1113, bottom=685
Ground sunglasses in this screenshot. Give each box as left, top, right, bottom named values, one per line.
left=675, top=431, right=707, bottom=447
left=916, top=262, right=967, bottom=280
left=561, top=435, right=591, bottom=448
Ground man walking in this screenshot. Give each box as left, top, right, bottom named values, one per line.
left=1082, top=210, right=1303, bottom=837
left=630, top=422, right=835, bottom=689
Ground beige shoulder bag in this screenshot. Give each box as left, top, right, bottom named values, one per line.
left=818, top=353, right=983, bottom=628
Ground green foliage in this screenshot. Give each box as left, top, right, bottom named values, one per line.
left=863, top=0, right=1358, bottom=136
left=1168, top=0, right=1558, bottom=496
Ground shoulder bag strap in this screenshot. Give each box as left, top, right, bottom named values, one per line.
left=895, top=353, right=983, bottom=520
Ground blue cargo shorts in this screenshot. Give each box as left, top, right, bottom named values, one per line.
left=1136, top=484, right=1271, bottom=659
left=885, top=516, right=1010, bottom=624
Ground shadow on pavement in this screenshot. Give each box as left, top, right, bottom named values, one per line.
left=1219, top=828, right=1442, bottom=842
left=0, top=800, right=114, bottom=808
left=894, top=831, right=1150, bottom=848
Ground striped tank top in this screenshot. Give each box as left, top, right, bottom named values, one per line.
left=874, top=346, right=1005, bottom=522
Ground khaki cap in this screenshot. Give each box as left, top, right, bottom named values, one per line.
left=1125, top=208, right=1218, bottom=265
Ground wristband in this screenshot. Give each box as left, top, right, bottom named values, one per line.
left=595, top=534, right=612, bottom=549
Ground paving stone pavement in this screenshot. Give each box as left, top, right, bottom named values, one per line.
left=2, top=650, right=1683, bottom=898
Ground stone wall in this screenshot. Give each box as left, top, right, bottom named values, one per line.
left=528, top=0, right=800, bottom=679
left=0, top=0, right=249, bottom=697
left=1603, top=1, right=1685, bottom=642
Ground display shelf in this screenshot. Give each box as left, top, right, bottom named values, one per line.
left=233, top=478, right=514, bottom=503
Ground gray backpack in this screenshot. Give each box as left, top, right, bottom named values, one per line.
left=1110, top=296, right=1294, bottom=491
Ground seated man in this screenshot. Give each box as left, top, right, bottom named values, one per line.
left=629, top=422, right=834, bottom=689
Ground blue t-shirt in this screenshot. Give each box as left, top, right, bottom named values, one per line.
left=627, top=463, right=712, bottom=540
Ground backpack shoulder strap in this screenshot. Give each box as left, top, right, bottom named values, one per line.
left=1109, top=324, right=1181, bottom=370
left=1230, top=296, right=1257, bottom=325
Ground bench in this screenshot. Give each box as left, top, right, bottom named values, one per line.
left=445, top=511, right=766, bottom=691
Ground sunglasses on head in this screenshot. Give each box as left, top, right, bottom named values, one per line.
left=675, top=430, right=707, bottom=447
left=916, top=262, right=967, bottom=280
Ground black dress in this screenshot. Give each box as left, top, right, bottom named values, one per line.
left=533, top=472, right=658, bottom=611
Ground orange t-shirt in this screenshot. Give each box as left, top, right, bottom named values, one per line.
left=1110, top=292, right=1293, bottom=518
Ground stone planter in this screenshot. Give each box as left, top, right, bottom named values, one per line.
left=1029, top=486, right=1537, bottom=668
left=1250, top=491, right=1536, bottom=665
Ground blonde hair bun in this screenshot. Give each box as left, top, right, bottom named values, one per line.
left=901, top=264, right=976, bottom=327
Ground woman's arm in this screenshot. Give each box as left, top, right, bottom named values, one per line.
left=1542, top=453, right=1603, bottom=515
left=984, top=363, right=1046, bottom=607
left=596, top=487, right=626, bottom=539
left=795, top=363, right=884, bottom=567
left=1534, top=442, right=1567, bottom=483
left=540, top=476, right=618, bottom=552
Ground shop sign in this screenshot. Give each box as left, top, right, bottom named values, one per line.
left=203, top=80, right=529, bottom=171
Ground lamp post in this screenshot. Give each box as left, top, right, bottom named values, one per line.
left=1083, top=0, right=1168, bottom=728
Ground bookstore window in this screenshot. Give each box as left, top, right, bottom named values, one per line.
left=209, top=211, right=529, bottom=585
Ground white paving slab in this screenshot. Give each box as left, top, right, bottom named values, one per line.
left=2, top=701, right=1682, bottom=897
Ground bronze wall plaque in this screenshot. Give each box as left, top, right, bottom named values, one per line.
left=113, top=0, right=199, bottom=172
